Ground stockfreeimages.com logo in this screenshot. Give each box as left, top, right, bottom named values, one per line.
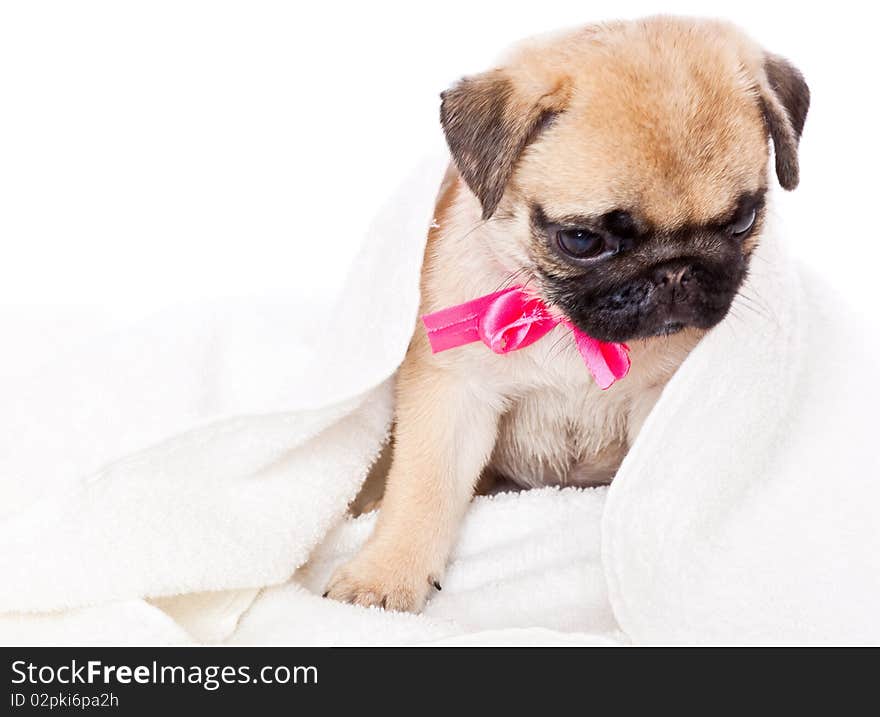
left=11, top=660, right=317, bottom=692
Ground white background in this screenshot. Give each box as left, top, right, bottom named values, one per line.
left=1, top=1, right=877, bottom=324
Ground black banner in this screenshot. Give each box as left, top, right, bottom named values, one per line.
left=2, top=646, right=870, bottom=713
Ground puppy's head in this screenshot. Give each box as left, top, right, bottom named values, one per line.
left=440, top=17, right=809, bottom=342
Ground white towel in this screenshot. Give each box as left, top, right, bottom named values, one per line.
left=2, top=153, right=878, bottom=646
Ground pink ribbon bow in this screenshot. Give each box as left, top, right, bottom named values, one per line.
left=421, top=286, right=630, bottom=390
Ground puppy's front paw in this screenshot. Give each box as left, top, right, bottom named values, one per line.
left=324, top=548, right=440, bottom=613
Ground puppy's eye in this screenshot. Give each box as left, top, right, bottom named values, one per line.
left=728, top=208, right=756, bottom=237
left=556, top=228, right=605, bottom=259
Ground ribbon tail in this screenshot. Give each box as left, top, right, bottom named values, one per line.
left=422, top=289, right=517, bottom=354
left=571, top=331, right=631, bottom=390
left=421, top=312, right=481, bottom=353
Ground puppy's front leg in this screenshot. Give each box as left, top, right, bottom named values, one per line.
left=326, top=360, right=500, bottom=613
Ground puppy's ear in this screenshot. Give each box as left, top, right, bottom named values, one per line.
left=760, top=54, right=810, bottom=190
left=440, top=69, right=570, bottom=219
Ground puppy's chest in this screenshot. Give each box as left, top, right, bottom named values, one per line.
left=488, top=381, right=629, bottom=490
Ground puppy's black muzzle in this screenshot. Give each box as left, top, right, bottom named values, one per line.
left=549, top=254, right=747, bottom=343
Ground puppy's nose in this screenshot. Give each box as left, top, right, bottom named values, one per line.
left=652, top=263, right=692, bottom=301
left=655, top=265, right=690, bottom=286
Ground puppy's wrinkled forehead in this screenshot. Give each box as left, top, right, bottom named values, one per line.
left=513, top=23, right=769, bottom=228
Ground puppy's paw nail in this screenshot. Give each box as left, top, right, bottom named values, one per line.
left=431, top=579, right=442, bottom=591
left=322, top=590, right=329, bottom=598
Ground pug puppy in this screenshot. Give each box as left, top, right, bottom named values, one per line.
left=326, top=16, right=809, bottom=612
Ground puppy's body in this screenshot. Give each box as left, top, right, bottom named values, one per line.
left=326, top=16, right=809, bottom=612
